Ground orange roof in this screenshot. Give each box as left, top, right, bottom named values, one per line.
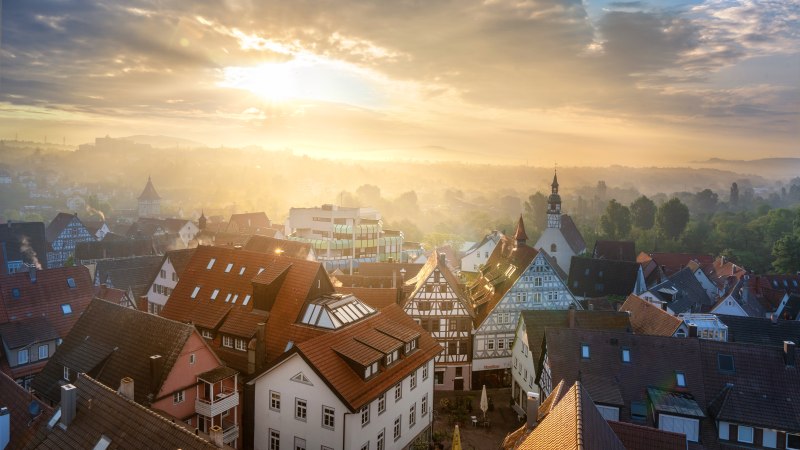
left=619, top=294, right=682, bottom=336
left=280, top=304, right=441, bottom=411
left=334, top=286, right=399, bottom=309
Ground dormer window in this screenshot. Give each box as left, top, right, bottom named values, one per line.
left=364, top=361, right=379, bottom=379
left=385, top=349, right=399, bottom=366
left=206, top=258, right=215, bottom=269
left=404, top=339, right=417, bottom=354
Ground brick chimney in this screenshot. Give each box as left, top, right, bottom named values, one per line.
left=784, top=341, right=796, bottom=367
left=118, top=377, right=134, bottom=401
left=29, top=265, right=37, bottom=283
left=568, top=304, right=576, bottom=328
left=60, top=384, right=78, bottom=428
left=526, top=391, right=540, bottom=429
left=209, top=425, right=224, bottom=448
left=149, top=355, right=163, bottom=395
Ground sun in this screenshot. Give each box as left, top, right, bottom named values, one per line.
left=221, top=62, right=299, bottom=102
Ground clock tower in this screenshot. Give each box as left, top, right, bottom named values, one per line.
left=547, top=171, right=561, bottom=229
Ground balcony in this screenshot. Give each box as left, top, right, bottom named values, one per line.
left=222, top=420, right=239, bottom=444
left=195, top=389, right=239, bottom=418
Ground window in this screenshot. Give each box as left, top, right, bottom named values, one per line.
left=11, top=288, right=20, bottom=298
left=434, top=370, right=444, bottom=385
left=243, top=294, right=251, bottom=305
left=630, top=401, right=646, bottom=422
left=487, top=339, right=495, bottom=351
left=38, top=344, right=49, bottom=360
left=360, top=443, right=369, bottom=450
left=377, top=430, right=385, bottom=450
left=385, top=349, right=399, bottom=366
left=422, top=363, right=429, bottom=380
left=294, top=437, right=306, bottom=450
left=61, top=304, right=72, bottom=315
left=270, top=391, right=281, bottom=411
left=225, top=263, right=233, bottom=273
left=409, top=371, right=417, bottom=391
left=621, top=348, right=630, bottom=363
left=763, top=429, right=777, bottom=448
left=295, top=398, right=307, bottom=421
left=422, top=394, right=428, bottom=416
left=405, top=339, right=417, bottom=353
left=361, top=404, right=370, bottom=426
left=550, top=243, right=557, bottom=252
left=409, top=404, right=416, bottom=427
left=322, top=405, right=335, bottom=429
left=206, top=258, right=215, bottom=269
left=17, top=349, right=29, bottom=365
left=787, top=433, right=800, bottom=449
left=534, top=277, right=543, bottom=287
left=67, top=277, right=76, bottom=288
left=581, top=344, right=590, bottom=359
left=201, top=329, right=213, bottom=339
left=393, top=416, right=401, bottom=441
left=498, top=339, right=505, bottom=350
left=394, top=382, right=402, bottom=401
left=718, top=422, right=729, bottom=440
left=596, top=405, right=620, bottom=421
left=659, top=414, right=699, bottom=442
left=172, top=272, right=178, bottom=281
left=173, top=390, right=185, bottom=404
left=191, top=286, right=200, bottom=298
left=378, top=392, right=386, bottom=414
left=222, top=335, right=233, bottom=348
left=718, top=354, right=735, bottom=372
left=675, top=372, right=686, bottom=387
left=269, top=429, right=280, bottom=450
left=532, top=292, right=542, bottom=303
left=737, top=426, right=753, bottom=444
left=364, top=361, right=379, bottom=379
left=210, top=289, right=219, bottom=300
left=63, top=366, right=70, bottom=381
left=160, top=269, right=166, bottom=278
left=235, top=338, right=247, bottom=351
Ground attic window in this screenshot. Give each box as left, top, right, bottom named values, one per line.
left=258, top=267, right=265, bottom=275
left=621, top=348, right=631, bottom=363
left=231, top=294, right=239, bottom=304
left=206, top=258, right=216, bottom=270
left=225, top=263, right=233, bottom=273
left=210, top=289, right=219, bottom=300
left=239, top=267, right=246, bottom=276
left=61, top=304, right=72, bottom=315
left=718, top=354, right=735, bottom=373
left=225, top=293, right=232, bottom=303
left=581, top=344, right=590, bottom=359
left=364, top=361, right=379, bottom=379
left=243, top=294, right=251, bottom=306
left=630, top=401, right=647, bottom=422
left=385, top=349, right=399, bottom=366
left=676, top=372, right=686, bottom=387
left=191, top=286, right=200, bottom=299
left=11, top=288, right=20, bottom=298
left=67, top=277, right=77, bottom=288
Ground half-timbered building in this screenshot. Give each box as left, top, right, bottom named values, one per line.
left=467, top=216, right=579, bottom=388
left=403, top=251, right=474, bottom=390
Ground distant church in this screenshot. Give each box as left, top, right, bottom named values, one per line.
left=533, top=171, right=586, bottom=274
left=138, top=176, right=161, bottom=218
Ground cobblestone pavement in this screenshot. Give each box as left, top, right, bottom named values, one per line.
left=430, top=388, right=523, bottom=450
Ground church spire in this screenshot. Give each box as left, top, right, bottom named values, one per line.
left=199, top=210, right=207, bottom=230
left=547, top=169, right=562, bottom=229
left=514, top=214, right=528, bottom=248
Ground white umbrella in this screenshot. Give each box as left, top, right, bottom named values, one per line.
left=480, top=384, right=488, bottom=421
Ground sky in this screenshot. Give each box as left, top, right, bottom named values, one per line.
left=0, top=0, right=798, bottom=166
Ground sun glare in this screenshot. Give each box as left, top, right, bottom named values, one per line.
left=221, top=62, right=299, bottom=102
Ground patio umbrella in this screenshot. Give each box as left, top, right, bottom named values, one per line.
left=452, top=424, right=462, bottom=450
left=480, top=384, right=488, bottom=421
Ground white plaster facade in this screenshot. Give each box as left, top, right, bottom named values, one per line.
left=251, top=353, right=434, bottom=450
left=460, top=231, right=502, bottom=273
left=147, top=255, right=181, bottom=315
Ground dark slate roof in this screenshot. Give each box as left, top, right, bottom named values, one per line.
left=560, top=214, right=586, bottom=254
left=717, top=314, right=800, bottom=348
left=645, top=267, right=713, bottom=314
left=592, top=240, right=636, bottom=262
left=45, top=213, right=82, bottom=243
left=166, top=248, right=196, bottom=275
left=356, top=262, right=424, bottom=279
left=93, top=256, right=163, bottom=292
left=137, top=176, right=160, bottom=201
left=29, top=374, right=217, bottom=449
left=226, top=212, right=271, bottom=234
left=607, top=421, right=687, bottom=450
left=519, top=309, right=631, bottom=370
left=541, top=328, right=705, bottom=428
left=700, top=339, right=800, bottom=432
left=567, top=257, right=640, bottom=298
left=31, top=299, right=197, bottom=405
left=0, top=315, right=59, bottom=350
left=243, top=235, right=313, bottom=259
left=0, top=221, right=48, bottom=270
left=74, top=238, right=156, bottom=262
left=0, top=370, right=52, bottom=450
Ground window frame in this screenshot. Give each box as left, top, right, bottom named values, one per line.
left=360, top=404, right=371, bottom=427
left=295, top=397, right=307, bottom=422
left=173, top=389, right=185, bottom=404
left=17, top=348, right=29, bottom=365
left=322, top=405, right=335, bottom=430
left=394, top=382, right=402, bottom=401
left=38, top=344, right=49, bottom=360
left=737, top=425, right=754, bottom=444
left=269, top=390, right=281, bottom=412
left=378, top=392, right=386, bottom=415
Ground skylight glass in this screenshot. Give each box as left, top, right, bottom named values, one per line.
left=61, top=304, right=72, bottom=315
left=225, top=263, right=233, bottom=273
left=67, top=277, right=76, bottom=288
left=210, top=289, right=219, bottom=300
left=239, top=267, right=246, bottom=275
left=243, top=294, right=251, bottom=305
left=207, top=258, right=216, bottom=269
left=191, top=286, right=200, bottom=298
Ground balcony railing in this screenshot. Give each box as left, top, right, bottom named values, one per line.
left=222, top=423, right=239, bottom=444
left=195, top=390, right=239, bottom=418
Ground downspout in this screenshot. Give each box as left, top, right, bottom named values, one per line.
left=342, top=411, right=353, bottom=450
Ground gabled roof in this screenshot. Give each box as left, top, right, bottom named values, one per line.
left=405, top=250, right=473, bottom=316
left=243, top=235, right=313, bottom=259
left=93, top=255, right=162, bottom=298
left=646, top=267, right=713, bottom=314
left=513, top=382, right=626, bottom=450
left=559, top=215, right=586, bottom=254
left=256, top=304, right=441, bottom=412
left=45, top=213, right=85, bottom=243
left=0, top=221, right=48, bottom=270
left=0, top=315, right=59, bottom=350
left=137, top=176, right=161, bottom=201
left=74, top=237, right=157, bottom=262
left=519, top=309, right=632, bottom=369
left=619, top=294, right=683, bottom=336
left=165, top=248, right=196, bottom=275
left=700, top=339, right=800, bottom=432
left=592, top=240, right=635, bottom=262
left=0, top=266, right=93, bottom=338
left=567, top=257, right=640, bottom=299
left=607, top=421, right=686, bottom=450
left=30, top=374, right=217, bottom=449
left=226, top=212, right=270, bottom=234
left=541, top=328, right=705, bottom=424
left=93, top=284, right=127, bottom=305
left=334, top=286, right=400, bottom=310
left=463, top=230, right=503, bottom=256
left=32, top=299, right=205, bottom=405
left=646, top=252, right=714, bottom=278
left=357, top=262, right=424, bottom=279
left=0, top=369, right=52, bottom=449
left=705, top=255, right=748, bottom=290
left=467, top=235, right=538, bottom=327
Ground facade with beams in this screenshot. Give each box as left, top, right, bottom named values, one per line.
left=403, top=252, right=474, bottom=391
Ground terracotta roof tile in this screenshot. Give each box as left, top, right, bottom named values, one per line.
left=227, top=212, right=271, bottom=234
left=357, top=262, right=424, bottom=279
left=334, top=286, right=399, bottom=309
left=619, top=294, right=682, bottom=336
left=647, top=252, right=714, bottom=277
left=608, top=421, right=686, bottom=450
left=243, top=235, right=312, bottom=260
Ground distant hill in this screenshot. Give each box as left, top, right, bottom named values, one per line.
left=693, top=158, right=800, bottom=180
left=121, top=135, right=205, bottom=148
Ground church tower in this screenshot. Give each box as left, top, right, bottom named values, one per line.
left=198, top=210, right=207, bottom=230
left=138, top=176, right=161, bottom=218
left=546, top=171, right=561, bottom=229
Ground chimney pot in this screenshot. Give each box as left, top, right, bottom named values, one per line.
left=688, top=325, right=698, bottom=338
left=60, top=384, right=78, bottom=428
left=149, top=355, right=163, bottom=394
left=568, top=304, right=576, bottom=328
left=118, top=377, right=134, bottom=401
left=526, top=392, right=540, bottom=429
left=209, top=425, right=224, bottom=448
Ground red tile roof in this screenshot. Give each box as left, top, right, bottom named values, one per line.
left=619, top=294, right=683, bottom=336
left=334, top=286, right=399, bottom=310
left=272, top=304, right=441, bottom=411
left=243, top=235, right=313, bottom=260
left=608, top=421, right=686, bottom=450
left=647, top=252, right=714, bottom=277
left=137, top=176, right=161, bottom=201
left=0, top=266, right=93, bottom=338
left=226, top=212, right=271, bottom=234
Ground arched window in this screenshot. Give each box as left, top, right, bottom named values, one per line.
left=550, top=243, right=557, bottom=252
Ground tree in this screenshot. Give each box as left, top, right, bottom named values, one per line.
left=730, top=182, right=739, bottom=206
left=657, top=198, right=690, bottom=240
left=523, top=192, right=547, bottom=233
left=600, top=199, right=631, bottom=239
left=692, top=189, right=719, bottom=215
left=630, top=195, right=656, bottom=230
left=773, top=233, right=800, bottom=273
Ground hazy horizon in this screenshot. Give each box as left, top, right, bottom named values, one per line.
left=1, top=1, right=798, bottom=166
